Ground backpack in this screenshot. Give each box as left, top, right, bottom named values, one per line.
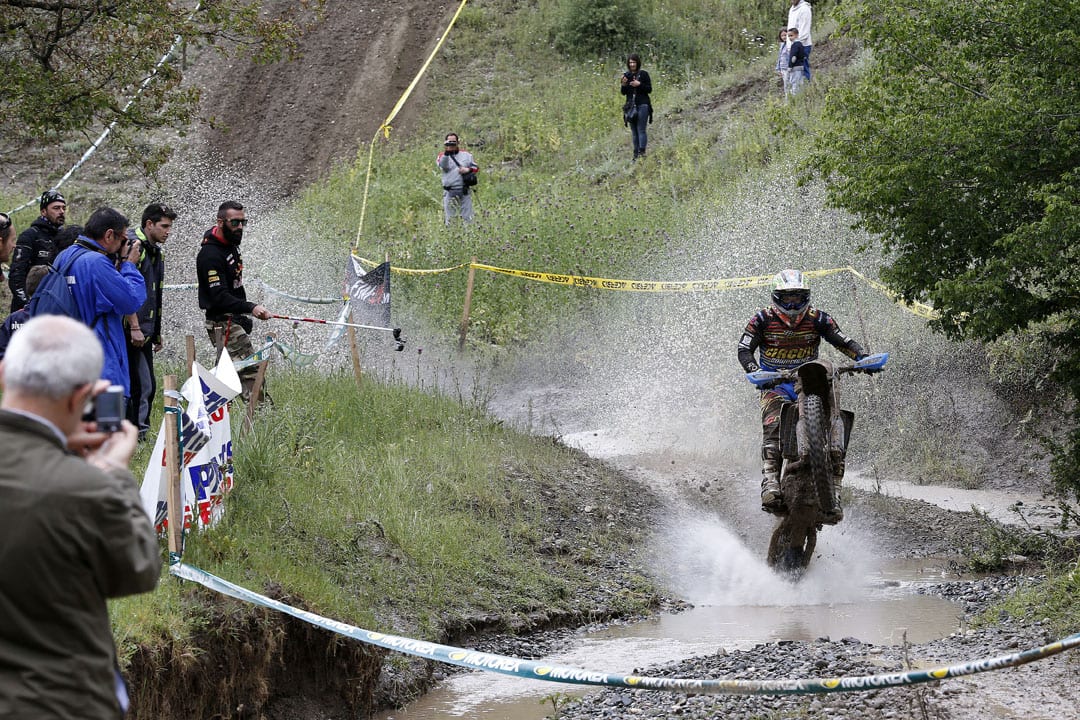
left=26, top=245, right=98, bottom=326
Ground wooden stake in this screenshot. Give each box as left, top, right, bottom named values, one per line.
left=458, top=257, right=477, bottom=351
left=244, top=334, right=271, bottom=434
left=348, top=325, right=363, bottom=386
left=163, top=375, right=183, bottom=560
left=185, top=334, right=196, bottom=379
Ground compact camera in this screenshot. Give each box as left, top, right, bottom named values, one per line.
left=94, top=385, right=126, bottom=433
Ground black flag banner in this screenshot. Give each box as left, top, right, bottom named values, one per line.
left=345, top=257, right=391, bottom=327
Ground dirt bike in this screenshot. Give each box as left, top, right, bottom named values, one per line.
left=746, top=352, right=888, bottom=576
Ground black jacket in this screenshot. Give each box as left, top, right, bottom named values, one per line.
left=196, top=227, right=256, bottom=323
left=621, top=69, right=653, bottom=110
left=8, top=217, right=61, bottom=311
left=128, top=228, right=165, bottom=342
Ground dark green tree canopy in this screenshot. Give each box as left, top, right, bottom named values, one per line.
left=818, top=0, right=1080, bottom=343
left=0, top=0, right=319, bottom=167
left=817, top=0, right=1080, bottom=500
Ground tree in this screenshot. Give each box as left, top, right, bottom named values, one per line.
left=0, top=0, right=319, bottom=172
left=815, top=0, right=1080, bottom=501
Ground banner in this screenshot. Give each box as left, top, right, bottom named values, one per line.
left=345, top=257, right=391, bottom=327
left=139, top=349, right=241, bottom=534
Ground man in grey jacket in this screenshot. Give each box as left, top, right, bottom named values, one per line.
left=0, top=315, right=160, bottom=719
left=436, top=132, right=479, bottom=225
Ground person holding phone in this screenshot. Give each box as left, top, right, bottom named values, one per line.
left=0, top=315, right=160, bottom=719
left=620, top=53, right=653, bottom=161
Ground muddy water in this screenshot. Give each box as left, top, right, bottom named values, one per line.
left=375, top=557, right=967, bottom=720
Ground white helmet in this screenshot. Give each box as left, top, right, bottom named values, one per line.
left=772, top=269, right=810, bottom=317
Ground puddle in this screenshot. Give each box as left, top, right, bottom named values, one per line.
left=844, top=474, right=1060, bottom=528
left=374, top=556, right=967, bottom=720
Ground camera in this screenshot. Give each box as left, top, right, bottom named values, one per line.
left=94, top=385, right=126, bottom=433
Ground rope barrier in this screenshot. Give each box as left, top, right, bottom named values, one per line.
left=350, top=257, right=939, bottom=319
left=5, top=4, right=202, bottom=216
left=169, top=561, right=1079, bottom=696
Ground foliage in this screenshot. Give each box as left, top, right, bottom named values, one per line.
left=0, top=0, right=321, bottom=174
left=815, top=0, right=1080, bottom=501
left=546, top=0, right=783, bottom=75
left=977, top=557, right=1080, bottom=637
left=552, top=0, right=649, bottom=58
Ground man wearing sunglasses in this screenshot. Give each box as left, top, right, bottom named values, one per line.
left=8, top=189, right=66, bottom=312
left=196, top=200, right=272, bottom=404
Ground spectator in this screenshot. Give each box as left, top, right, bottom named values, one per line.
left=775, top=28, right=790, bottom=95
left=8, top=189, right=66, bottom=311
left=0, top=265, right=48, bottom=360
left=787, top=0, right=812, bottom=83
left=196, top=200, right=272, bottom=403
left=620, top=53, right=653, bottom=161
left=436, top=133, right=479, bottom=225
left=786, top=27, right=807, bottom=95
left=0, top=211, right=15, bottom=312
left=0, top=315, right=160, bottom=719
left=125, top=203, right=176, bottom=441
left=56, top=207, right=146, bottom=408
left=51, top=223, right=84, bottom=263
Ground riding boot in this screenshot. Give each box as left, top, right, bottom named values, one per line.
left=760, top=445, right=783, bottom=511
left=822, top=451, right=845, bottom=524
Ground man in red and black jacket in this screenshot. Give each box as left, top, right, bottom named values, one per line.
left=738, top=269, right=866, bottom=522
left=196, top=200, right=272, bottom=403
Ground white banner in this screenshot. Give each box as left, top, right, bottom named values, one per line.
left=139, top=349, right=242, bottom=534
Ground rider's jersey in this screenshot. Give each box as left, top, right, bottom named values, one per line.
left=737, top=306, right=865, bottom=373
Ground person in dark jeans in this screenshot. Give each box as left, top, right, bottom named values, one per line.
left=125, top=203, right=176, bottom=440
left=620, top=53, right=653, bottom=161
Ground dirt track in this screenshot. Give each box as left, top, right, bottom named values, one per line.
left=187, top=0, right=453, bottom=197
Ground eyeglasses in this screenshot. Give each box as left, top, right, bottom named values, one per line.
left=226, top=218, right=248, bottom=228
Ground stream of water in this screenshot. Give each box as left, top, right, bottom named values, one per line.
left=375, top=549, right=966, bottom=720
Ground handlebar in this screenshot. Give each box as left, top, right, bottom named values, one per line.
left=746, top=352, right=889, bottom=389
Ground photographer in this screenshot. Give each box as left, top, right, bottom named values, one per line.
left=436, top=133, right=479, bottom=226
left=0, top=315, right=160, bottom=719
left=57, top=207, right=146, bottom=412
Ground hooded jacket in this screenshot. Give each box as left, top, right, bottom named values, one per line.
left=58, top=238, right=147, bottom=394
left=196, top=226, right=256, bottom=321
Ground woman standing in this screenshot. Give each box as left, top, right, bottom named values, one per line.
left=620, top=53, right=653, bottom=161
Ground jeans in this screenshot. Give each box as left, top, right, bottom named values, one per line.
left=126, top=340, right=156, bottom=433
left=802, top=45, right=812, bottom=82
left=443, top=188, right=474, bottom=225
left=630, top=103, right=650, bottom=156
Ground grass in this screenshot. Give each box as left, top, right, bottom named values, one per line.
left=110, top=367, right=656, bottom=664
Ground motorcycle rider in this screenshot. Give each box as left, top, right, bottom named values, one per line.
left=737, top=269, right=867, bottom=523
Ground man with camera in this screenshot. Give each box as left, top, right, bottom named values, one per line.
left=196, top=200, right=272, bottom=404
left=436, top=133, right=479, bottom=226
left=56, top=207, right=147, bottom=413
left=0, top=315, right=161, bottom=719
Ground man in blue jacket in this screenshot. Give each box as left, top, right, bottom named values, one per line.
left=55, top=207, right=146, bottom=410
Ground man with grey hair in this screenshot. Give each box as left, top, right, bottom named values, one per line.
left=0, top=315, right=160, bottom=719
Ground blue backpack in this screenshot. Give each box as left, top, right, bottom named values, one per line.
left=26, top=246, right=98, bottom=326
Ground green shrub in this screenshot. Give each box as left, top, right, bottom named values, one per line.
left=552, top=0, right=650, bottom=58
